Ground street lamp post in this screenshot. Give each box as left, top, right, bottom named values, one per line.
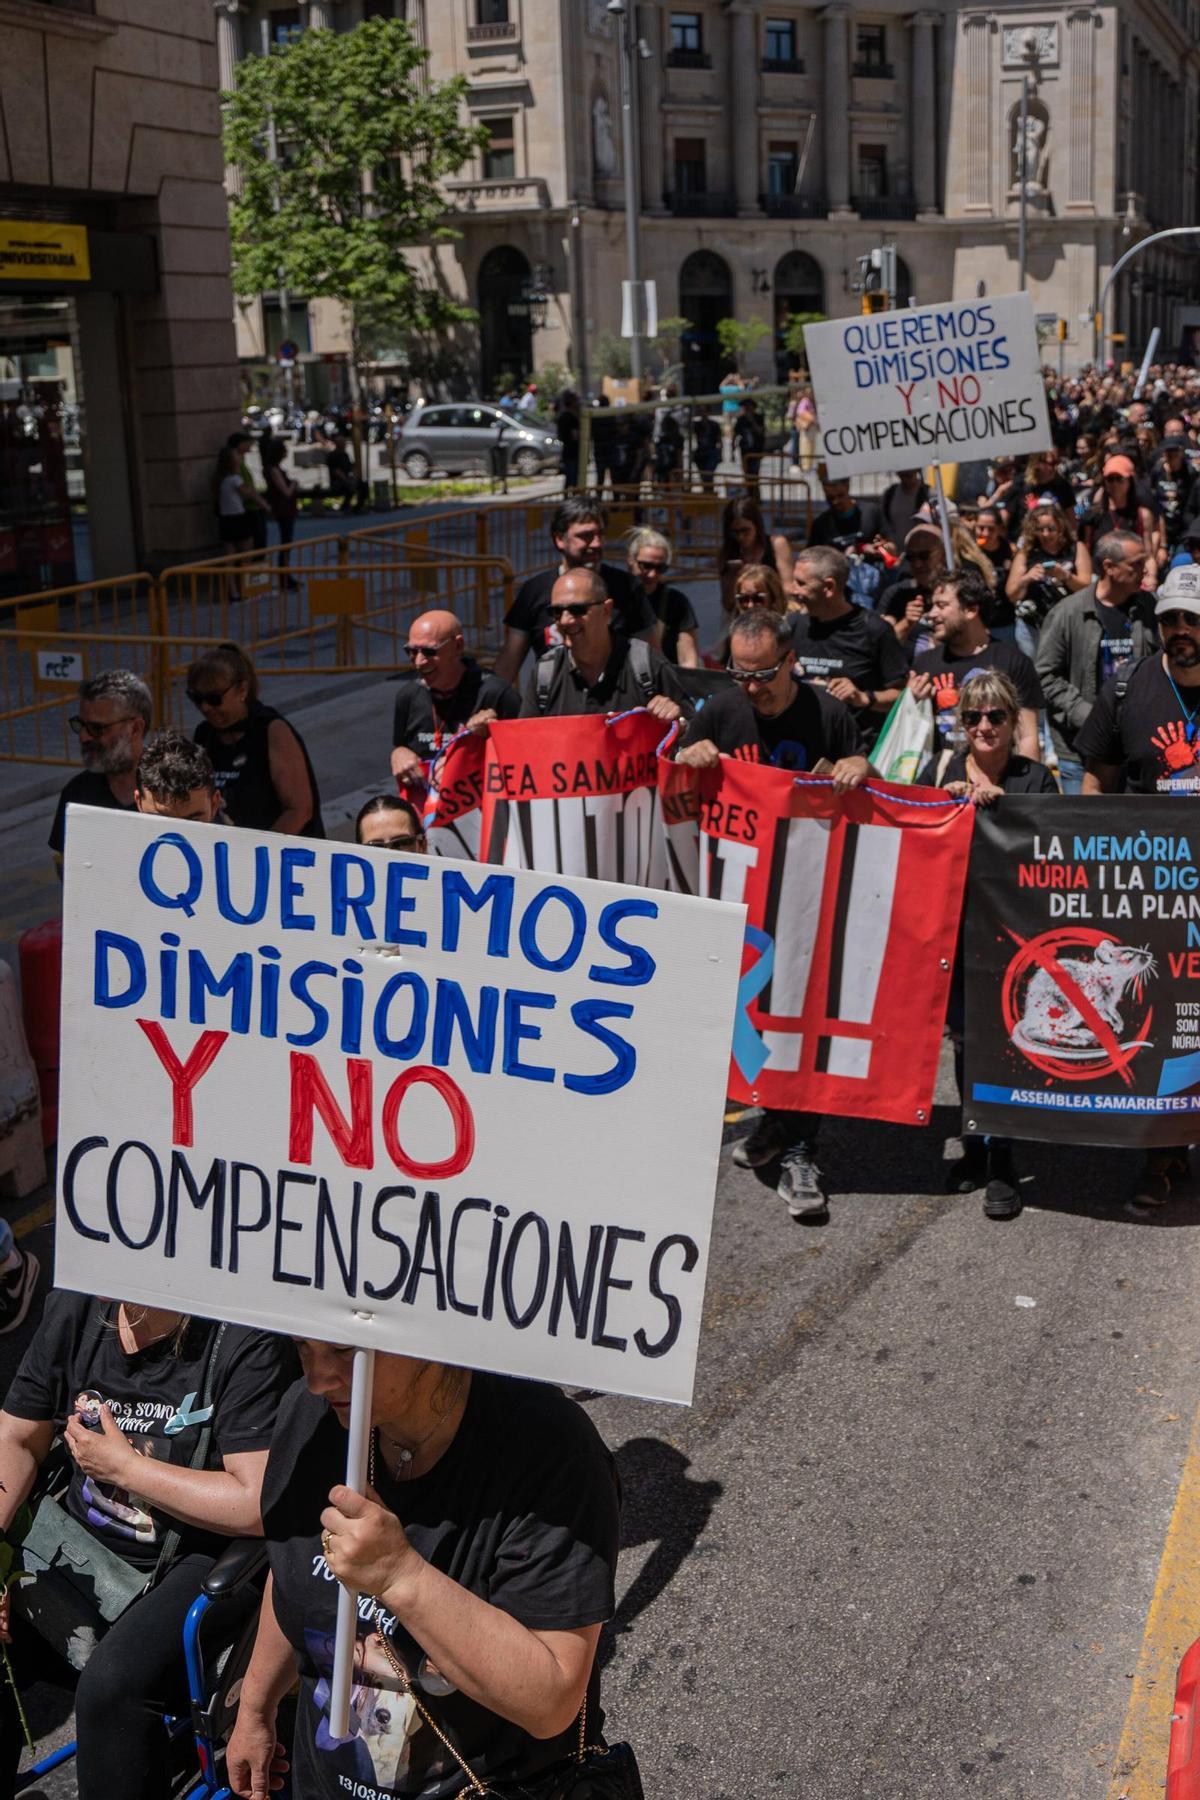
left=1097, top=226, right=1200, bottom=368
left=608, top=0, right=644, bottom=386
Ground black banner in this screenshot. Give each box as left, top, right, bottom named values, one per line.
left=965, top=797, right=1200, bottom=1147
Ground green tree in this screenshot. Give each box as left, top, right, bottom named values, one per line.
left=715, top=315, right=771, bottom=366
left=223, top=18, right=486, bottom=402
left=781, top=310, right=827, bottom=366
left=647, top=315, right=692, bottom=385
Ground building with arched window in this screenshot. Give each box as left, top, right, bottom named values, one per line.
left=222, top=0, right=1200, bottom=393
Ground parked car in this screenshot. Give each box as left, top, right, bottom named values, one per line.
left=397, top=400, right=561, bottom=480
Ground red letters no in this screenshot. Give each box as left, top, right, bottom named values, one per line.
left=382, top=1065, right=475, bottom=1179
left=289, top=1053, right=374, bottom=1169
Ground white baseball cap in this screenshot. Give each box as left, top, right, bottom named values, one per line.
left=1156, top=562, right=1200, bottom=619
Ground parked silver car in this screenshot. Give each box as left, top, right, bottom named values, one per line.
left=397, top=400, right=561, bottom=480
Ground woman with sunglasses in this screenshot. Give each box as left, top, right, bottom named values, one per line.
left=225, top=1340, right=621, bottom=1800
left=717, top=495, right=793, bottom=615
left=712, top=564, right=790, bottom=666
left=918, top=671, right=1056, bottom=1221
left=1080, top=454, right=1155, bottom=567
left=188, top=643, right=324, bottom=838
left=626, top=526, right=699, bottom=667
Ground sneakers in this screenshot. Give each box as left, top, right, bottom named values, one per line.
left=1126, top=1150, right=1190, bottom=1215
left=983, top=1145, right=1022, bottom=1220
left=777, top=1145, right=828, bottom=1221
left=732, top=1113, right=802, bottom=1170
left=0, top=1247, right=40, bottom=1336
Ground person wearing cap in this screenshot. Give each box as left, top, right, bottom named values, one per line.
left=1080, top=454, right=1155, bottom=567
left=1033, top=530, right=1157, bottom=793
left=1076, top=559, right=1200, bottom=1212
left=1150, top=437, right=1199, bottom=571
left=881, top=521, right=946, bottom=654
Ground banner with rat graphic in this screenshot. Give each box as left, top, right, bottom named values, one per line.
left=964, top=797, right=1200, bottom=1146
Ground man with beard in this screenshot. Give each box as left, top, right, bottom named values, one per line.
left=48, top=668, right=152, bottom=867
left=390, top=608, right=520, bottom=790
left=1077, top=561, right=1200, bottom=1213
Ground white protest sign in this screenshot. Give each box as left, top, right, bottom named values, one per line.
left=804, top=291, right=1051, bottom=477
left=55, top=809, right=745, bottom=1405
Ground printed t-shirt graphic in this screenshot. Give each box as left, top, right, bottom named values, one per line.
left=912, top=639, right=1045, bottom=741
left=1076, top=654, right=1200, bottom=794
left=678, top=681, right=863, bottom=774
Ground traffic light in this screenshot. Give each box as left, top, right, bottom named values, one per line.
left=862, top=291, right=889, bottom=314
left=854, top=246, right=897, bottom=314
left=1056, top=319, right=1067, bottom=342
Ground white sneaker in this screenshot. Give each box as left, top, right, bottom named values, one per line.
left=777, top=1147, right=828, bottom=1220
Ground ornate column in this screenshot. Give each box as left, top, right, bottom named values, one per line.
left=300, top=0, right=338, bottom=30
left=1065, top=8, right=1096, bottom=209
left=729, top=0, right=761, bottom=214
left=214, top=0, right=244, bottom=91
left=637, top=1, right=666, bottom=213
left=909, top=12, right=939, bottom=213
left=822, top=4, right=852, bottom=213
left=961, top=12, right=992, bottom=212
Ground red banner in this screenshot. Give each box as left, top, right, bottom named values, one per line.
left=663, top=760, right=974, bottom=1126
left=479, top=711, right=676, bottom=885
left=422, top=732, right=486, bottom=858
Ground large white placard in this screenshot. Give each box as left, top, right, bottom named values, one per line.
left=804, top=292, right=1052, bottom=477
left=55, top=810, right=744, bottom=1405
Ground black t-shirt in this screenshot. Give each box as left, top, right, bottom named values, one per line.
left=48, top=770, right=137, bottom=857
left=807, top=500, right=884, bottom=549
left=5, top=1291, right=296, bottom=1569
left=916, top=748, right=1059, bottom=793
left=790, top=605, right=911, bottom=748
left=391, top=661, right=520, bottom=759
left=913, top=638, right=1045, bottom=744
left=505, top=563, right=654, bottom=659
left=881, top=577, right=935, bottom=658
left=196, top=701, right=325, bottom=838
left=1094, top=598, right=1138, bottom=689
left=520, top=638, right=689, bottom=718
left=1151, top=463, right=1198, bottom=548
left=1075, top=653, right=1200, bottom=794
left=641, top=582, right=698, bottom=665
left=680, top=678, right=863, bottom=771
left=262, top=1374, right=619, bottom=1800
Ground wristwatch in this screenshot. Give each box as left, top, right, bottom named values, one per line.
left=862, top=688, right=876, bottom=708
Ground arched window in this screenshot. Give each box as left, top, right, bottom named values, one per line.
left=773, top=251, right=825, bottom=378
left=478, top=245, right=532, bottom=396
left=679, top=250, right=733, bottom=395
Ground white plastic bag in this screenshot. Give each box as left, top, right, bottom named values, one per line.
left=872, top=686, right=935, bottom=785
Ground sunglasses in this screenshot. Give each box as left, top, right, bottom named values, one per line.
left=735, top=591, right=770, bottom=607
left=372, top=832, right=426, bottom=851
left=1159, top=610, right=1200, bottom=628
left=187, top=686, right=232, bottom=709
left=549, top=600, right=603, bottom=620
left=635, top=558, right=668, bottom=574
left=69, top=714, right=138, bottom=738
left=727, top=658, right=787, bottom=685
left=405, top=638, right=455, bottom=660
left=1103, top=473, right=1129, bottom=483
left=960, top=708, right=1011, bottom=728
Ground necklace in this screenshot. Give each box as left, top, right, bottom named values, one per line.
left=1166, top=665, right=1200, bottom=743
left=368, top=1388, right=463, bottom=1487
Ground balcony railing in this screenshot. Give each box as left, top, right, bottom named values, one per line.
left=467, top=19, right=518, bottom=41
left=666, top=48, right=711, bottom=68
left=761, top=192, right=826, bottom=218
left=852, top=60, right=895, bottom=78
left=444, top=175, right=549, bottom=210
left=852, top=194, right=917, bottom=219
left=665, top=189, right=736, bottom=217
left=761, top=55, right=805, bottom=73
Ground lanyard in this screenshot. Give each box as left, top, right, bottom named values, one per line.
left=1166, top=667, right=1200, bottom=743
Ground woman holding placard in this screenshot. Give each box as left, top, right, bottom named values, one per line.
left=227, top=1341, right=633, bottom=1800
left=0, top=1294, right=296, bottom=1800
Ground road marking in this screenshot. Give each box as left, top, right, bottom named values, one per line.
left=1109, top=1396, right=1200, bottom=1796
left=12, top=1199, right=53, bottom=1240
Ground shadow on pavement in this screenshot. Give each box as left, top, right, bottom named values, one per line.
left=601, top=1437, right=722, bottom=1670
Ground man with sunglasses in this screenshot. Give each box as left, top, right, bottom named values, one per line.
left=354, top=794, right=427, bottom=854
left=48, top=669, right=152, bottom=866
left=390, top=609, right=520, bottom=791
left=675, top=610, right=868, bottom=1222
left=493, top=499, right=658, bottom=686
left=1077, top=562, right=1200, bottom=1212
left=520, top=568, right=689, bottom=720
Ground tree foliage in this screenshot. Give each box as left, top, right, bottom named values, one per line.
left=781, top=311, right=827, bottom=362
left=222, top=18, right=486, bottom=392
left=716, top=315, right=771, bottom=365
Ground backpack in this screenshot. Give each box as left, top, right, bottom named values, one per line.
left=535, top=638, right=654, bottom=713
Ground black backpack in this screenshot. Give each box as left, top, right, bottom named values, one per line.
left=534, top=638, right=655, bottom=713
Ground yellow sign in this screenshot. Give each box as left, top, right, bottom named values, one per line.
left=0, top=220, right=90, bottom=283
left=308, top=578, right=365, bottom=617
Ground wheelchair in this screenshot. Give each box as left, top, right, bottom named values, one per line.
left=15, top=1536, right=271, bottom=1800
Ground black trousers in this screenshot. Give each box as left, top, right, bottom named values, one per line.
left=1, top=1551, right=220, bottom=1800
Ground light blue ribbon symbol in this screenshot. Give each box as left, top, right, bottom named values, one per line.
left=732, top=925, right=775, bottom=1083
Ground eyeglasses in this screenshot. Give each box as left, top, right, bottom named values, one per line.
left=372, top=833, right=427, bottom=851
left=186, top=686, right=232, bottom=709
left=727, top=658, right=787, bottom=685
left=1159, top=610, right=1200, bottom=629
left=69, top=714, right=138, bottom=738
left=549, top=600, right=603, bottom=620
left=634, top=559, right=668, bottom=574
left=1103, top=473, right=1129, bottom=483
left=735, top=592, right=770, bottom=607
left=961, top=708, right=1011, bottom=728
left=404, top=639, right=453, bottom=660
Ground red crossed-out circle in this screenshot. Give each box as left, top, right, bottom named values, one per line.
left=1000, top=926, right=1153, bottom=1086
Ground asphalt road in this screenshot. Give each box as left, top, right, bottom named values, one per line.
left=6, top=1067, right=1200, bottom=1799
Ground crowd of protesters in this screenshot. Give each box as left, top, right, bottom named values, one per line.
left=9, top=358, right=1200, bottom=1800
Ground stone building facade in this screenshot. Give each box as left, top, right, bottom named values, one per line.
left=0, top=0, right=242, bottom=581
left=222, top=0, right=1200, bottom=397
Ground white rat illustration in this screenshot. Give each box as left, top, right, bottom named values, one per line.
left=1012, top=940, right=1156, bottom=1058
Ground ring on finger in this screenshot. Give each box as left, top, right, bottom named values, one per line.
left=322, top=1529, right=334, bottom=1558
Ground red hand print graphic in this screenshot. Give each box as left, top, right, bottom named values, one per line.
left=1151, top=720, right=1198, bottom=772
left=932, top=674, right=958, bottom=712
